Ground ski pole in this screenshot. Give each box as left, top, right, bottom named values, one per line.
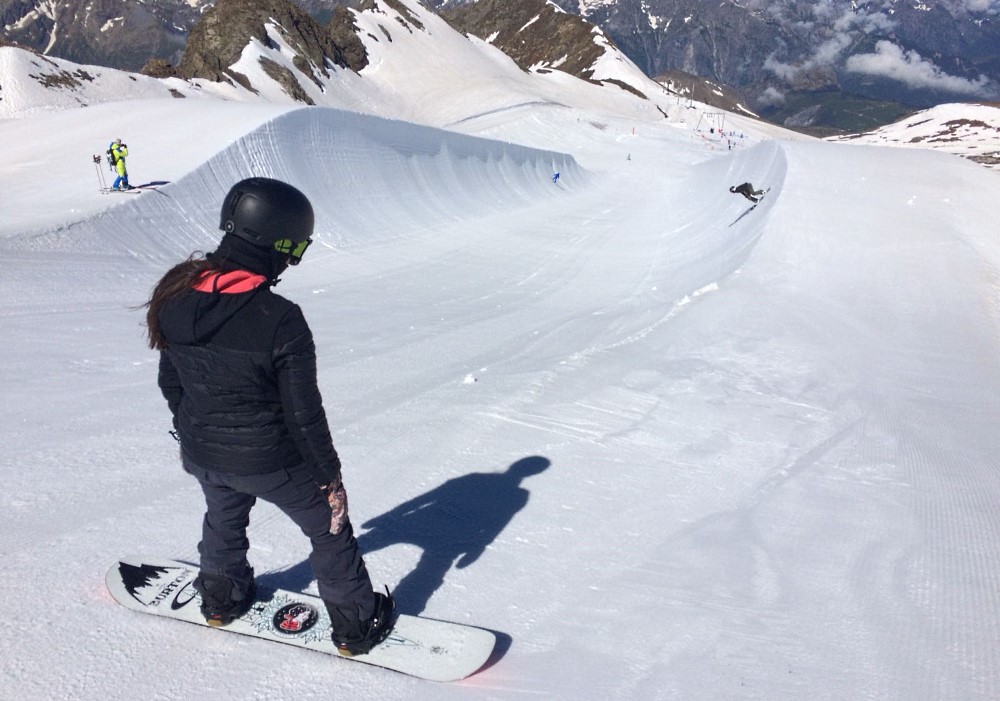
left=93, top=154, right=107, bottom=191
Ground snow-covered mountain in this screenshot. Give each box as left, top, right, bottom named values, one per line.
left=4, top=1, right=996, bottom=173
left=6, top=0, right=999, bottom=136
left=4, top=0, right=997, bottom=174
left=538, top=0, right=1000, bottom=133
left=3, top=0, right=1000, bottom=697
left=0, top=0, right=794, bottom=236
left=0, top=0, right=703, bottom=127
left=828, top=102, right=1000, bottom=170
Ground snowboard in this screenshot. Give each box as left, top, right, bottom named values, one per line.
left=100, top=187, right=142, bottom=194
left=747, top=188, right=771, bottom=210
left=106, top=556, right=497, bottom=682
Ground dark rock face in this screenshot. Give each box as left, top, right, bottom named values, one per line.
left=129, top=0, right=369, bottom=104
left=1, top=0, right=369, bottom=76
left=173, top=0, right=349, bottom=83
left=328, top=4, right=368, bottom=72
left=1, top=0, right=196, bottom=70
left=441, top=0, right=604, bottom=80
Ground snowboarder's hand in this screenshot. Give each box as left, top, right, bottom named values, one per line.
left=323, top=481, right=349, bottom=535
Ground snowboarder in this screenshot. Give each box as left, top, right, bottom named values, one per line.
left=142, top=177, right=394, bottom=656
left=109, top=138, right=131, bottom=191
left=729, top=182, right=765, bottom=203
left=552, top=172, right=560, bottom=184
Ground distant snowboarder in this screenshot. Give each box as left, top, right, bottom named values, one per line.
left=552, top=172, right=560, bottom=184
left=729, top=182, right=765, bottom=203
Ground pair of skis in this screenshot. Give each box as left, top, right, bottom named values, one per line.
left=93, top=153, right=147, bottom=194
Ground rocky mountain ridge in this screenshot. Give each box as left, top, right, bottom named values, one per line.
left=0, top=0, right=694, bottom=125
left=134, top=0, right=683, bottom=110
left=439, top=0, right=632, bottom=93
left=10, top=0, right=998, bottom=133
left=0, top=0, right=199, bottom=70
left=140, top=0, right=367, bottom=95
left=537, top=0, right=1000, bottom=134
left=0, top=0, right=1000, bottom=144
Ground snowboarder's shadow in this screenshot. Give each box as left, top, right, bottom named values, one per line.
left=258, top=456, right=551, bottom=616
left=727, top=203, right=758, bottom=227
left=359, top=455, right=551, bottom=615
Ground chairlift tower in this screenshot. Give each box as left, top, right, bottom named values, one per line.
left=695, top=112, right=726, bottom=132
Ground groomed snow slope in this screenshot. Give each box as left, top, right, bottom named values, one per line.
left=1, top=98, right=999, bottom=700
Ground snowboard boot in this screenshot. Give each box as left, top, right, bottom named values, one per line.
left=194, top=571, right=256, bottom=627
left=328, top=587, right=396, bottom=656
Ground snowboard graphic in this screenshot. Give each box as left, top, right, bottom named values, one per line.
left=106, top=556, right=497, bottom=682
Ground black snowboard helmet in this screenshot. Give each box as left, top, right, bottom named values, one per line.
left=219, top=177, right=314, bottom=256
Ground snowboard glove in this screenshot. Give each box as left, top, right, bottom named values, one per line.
left=322, top=481, right=349, bottom=535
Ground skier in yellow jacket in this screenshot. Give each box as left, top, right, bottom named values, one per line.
left=110, top=138, right=131, bottom=191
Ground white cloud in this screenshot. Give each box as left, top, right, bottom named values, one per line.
left=764, top=32, right=850, bottom=83
left=834, top=10, right=896, bottom=35
left=960, top=0, right=999, bottom=13
left=764, top=8, right=897, bottom=84
left=756, top=86, right=786, bottom=107
left=845, top=40, right=998, bottom=97
left=763, top=55, right=799, bottom=83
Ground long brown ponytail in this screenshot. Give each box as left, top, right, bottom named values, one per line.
left=143, top=254, right=217, bottom=350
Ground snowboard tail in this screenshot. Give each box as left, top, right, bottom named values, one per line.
left=106, top=556, right=496, bottom=682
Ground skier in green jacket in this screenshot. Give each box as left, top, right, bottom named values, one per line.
left=110, top=138, right=131, bottom=191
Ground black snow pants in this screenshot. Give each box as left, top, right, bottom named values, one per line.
left=182, top=454, right=375, bottom=622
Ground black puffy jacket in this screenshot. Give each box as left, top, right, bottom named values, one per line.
left=157, top=270, right=341, bottom=485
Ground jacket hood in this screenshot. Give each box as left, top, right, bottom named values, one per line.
left=158, top=270, right=268, bottom=345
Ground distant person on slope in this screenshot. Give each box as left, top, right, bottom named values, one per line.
left=729, top=182, right=765, bottom=203
left=142, top=177, right=395, bottom=656
left=109, top=138, right=131, bottom=190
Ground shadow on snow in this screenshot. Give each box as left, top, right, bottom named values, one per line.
left=258, top=455, right=551, bottom=619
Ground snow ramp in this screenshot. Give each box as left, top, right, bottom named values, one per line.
left=13, top=107, right=585, bottom=266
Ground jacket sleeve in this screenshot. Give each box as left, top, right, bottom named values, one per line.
left=273, top=306, right=342, bottom=486
left=157, top=351, right=182, bottom=429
